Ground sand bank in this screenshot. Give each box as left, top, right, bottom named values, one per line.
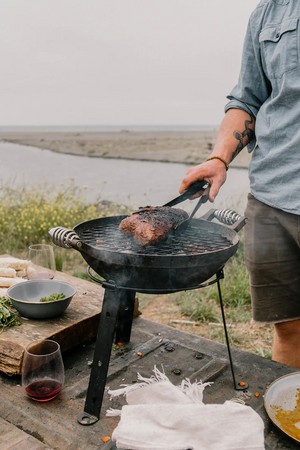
left=0, top=130, right=251, bottom=168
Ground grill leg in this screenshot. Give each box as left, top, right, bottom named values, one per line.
left=216, top=271, right=248, bottom=392
left=77, top=287, right=135, bottom=425
left=116, top=290, right=135, bottom=343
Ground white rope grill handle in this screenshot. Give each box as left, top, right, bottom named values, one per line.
left=48, top=227, right=82, bottom=249
left=214, top=209, right=242, bottom=226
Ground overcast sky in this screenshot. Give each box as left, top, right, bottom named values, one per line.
left=0, top=0, right=259, bottom=127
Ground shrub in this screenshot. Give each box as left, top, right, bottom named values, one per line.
left=0, top=183, right=128, bottom=254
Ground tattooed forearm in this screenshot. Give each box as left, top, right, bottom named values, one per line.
left=230, top=115, right=255, bottom=162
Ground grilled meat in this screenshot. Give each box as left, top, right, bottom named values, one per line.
left=119, top=206, right=188, bottom=246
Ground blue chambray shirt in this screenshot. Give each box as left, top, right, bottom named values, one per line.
left=225, top=0, right=300, bottom=214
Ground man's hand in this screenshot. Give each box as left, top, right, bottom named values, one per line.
left=179, top=159, right=227, bottom=202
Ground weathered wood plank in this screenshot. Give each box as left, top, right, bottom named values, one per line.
left=0, top=417, right=51, bottom=449
left=0, top=271, right=103, bottom=376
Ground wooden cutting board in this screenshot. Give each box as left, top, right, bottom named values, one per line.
left=0, top=271, right=103, bottom=376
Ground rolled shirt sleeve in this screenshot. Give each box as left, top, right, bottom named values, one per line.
left=225, top=8, right=271, bottom=119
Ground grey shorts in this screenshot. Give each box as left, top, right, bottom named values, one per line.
left=244, top=194, right=300, bottom=323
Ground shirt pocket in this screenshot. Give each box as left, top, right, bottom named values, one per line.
left=259, top=18, right=299, bottom=79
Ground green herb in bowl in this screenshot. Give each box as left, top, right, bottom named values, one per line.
left=39, top=293, right=65, bottom=303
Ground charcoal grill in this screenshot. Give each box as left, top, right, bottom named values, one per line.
left=49, top=208, right=247, bottom=425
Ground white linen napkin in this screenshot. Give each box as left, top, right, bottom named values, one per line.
left=107, top=366, right=265, bottom=450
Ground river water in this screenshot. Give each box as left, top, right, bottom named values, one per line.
left=1, top=141, right=250, bottom=214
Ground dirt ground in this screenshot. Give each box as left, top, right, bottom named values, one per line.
left=138, top=294, right=273, bottom=358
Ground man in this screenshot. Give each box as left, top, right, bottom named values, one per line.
left=180, top=0, right=300, bottom=368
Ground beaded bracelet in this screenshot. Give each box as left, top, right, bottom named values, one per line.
left=206, top=156, right=229, bottom=171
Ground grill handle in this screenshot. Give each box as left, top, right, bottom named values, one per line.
left=49, top=227, right=83, bottom=250
left=201, top=209, right=246, bottom=232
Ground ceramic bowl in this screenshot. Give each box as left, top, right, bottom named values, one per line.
left=7, top=279, right=76, bottom=319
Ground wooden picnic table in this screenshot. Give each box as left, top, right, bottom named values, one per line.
left=0, top=270, right=299, bottom=449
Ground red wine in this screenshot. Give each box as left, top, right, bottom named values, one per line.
left=25, top=379, right=61, bottom=402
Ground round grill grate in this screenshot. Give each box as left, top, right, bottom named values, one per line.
left=76, top=218, right=232, bottom=256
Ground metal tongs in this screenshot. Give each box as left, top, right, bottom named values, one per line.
left=164, top=179, right=210, bottom=233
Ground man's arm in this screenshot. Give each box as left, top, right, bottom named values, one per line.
left=211, top=108, right=255, bottom=164
left=179, top=108, right=255, bottom=202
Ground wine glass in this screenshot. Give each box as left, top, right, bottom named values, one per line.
left=22, top=340, right=64, bottom=402
left=27, top=244, right=56, bottom=280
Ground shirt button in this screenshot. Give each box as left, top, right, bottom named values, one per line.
left=275, top=32, right=280, bottom=38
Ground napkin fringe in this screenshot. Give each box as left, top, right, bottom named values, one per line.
left=108, top=366, right=170, bottom=399
left=180, top=378, right=212, bottom=404
left=106, top=407, right=122, bottom=417
left=107, top=366, right=213, bottom=417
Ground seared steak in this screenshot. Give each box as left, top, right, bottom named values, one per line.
left=119, top=206, right=188, bottom=246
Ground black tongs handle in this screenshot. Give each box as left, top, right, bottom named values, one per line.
left=164, top=179, right=209, bottom=207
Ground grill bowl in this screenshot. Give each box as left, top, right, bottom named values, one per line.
left=74, top=216, right=240, bottom=292
left=7, top=280, right=76, bottom=319
left=49, top=210, right=245, bottom=293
